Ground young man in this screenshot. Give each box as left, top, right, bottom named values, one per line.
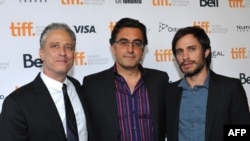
left=165, top=26, right=250, bottom=141
left=0, top=23, right=88, bottom=141
left=82, top=17, right=169, bottom=141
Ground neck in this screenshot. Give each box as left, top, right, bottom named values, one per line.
left=185, top=68, right=209, bottom=88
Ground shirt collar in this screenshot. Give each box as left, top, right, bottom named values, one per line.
left=178, top=71, right=210, bottom=89
left=40, top=71, right=69, bottom=91
left=113, top=63, right=146, bottom=76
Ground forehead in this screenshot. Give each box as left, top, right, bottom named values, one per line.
left=176, top=34, right=200, bottom=49
left=116, top=27, right=143, bottom=40
left=45, top=30, right=73, bottom=42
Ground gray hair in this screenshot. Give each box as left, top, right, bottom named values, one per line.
left=39, top=23, right=76, bottom=48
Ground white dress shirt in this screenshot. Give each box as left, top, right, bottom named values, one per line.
left=40, top=72, right=88, bottom=141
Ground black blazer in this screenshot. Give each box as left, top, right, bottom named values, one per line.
left=165, top=71, right=250, bottom=141
left=0, top=73, right=89, bottom=141
left=82, top=67, right=169, bottom=141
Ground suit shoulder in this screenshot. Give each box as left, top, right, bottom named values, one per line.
left=5, top=81, right=34, bottom=100
left=169, top=79, right=182, bottom=86
left=144, top=68, right=168, bottom=75
left=211, top=72, right=241, bottom=85
left=83, top=68, right=111, bottom=80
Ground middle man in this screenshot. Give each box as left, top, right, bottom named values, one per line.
left=81, top=17, right=169, bottom=141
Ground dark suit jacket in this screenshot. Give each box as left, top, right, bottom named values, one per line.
left=82, top=67, right=169, bottom=141
left=0, top=73, right=89, bottom=141
left=165, top=70, right=250, bottom=141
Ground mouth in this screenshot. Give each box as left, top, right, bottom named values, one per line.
left=181, top=61, right=194, bottom=69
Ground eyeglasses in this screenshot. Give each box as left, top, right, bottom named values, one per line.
left=114, top=40, right=144, bottom=49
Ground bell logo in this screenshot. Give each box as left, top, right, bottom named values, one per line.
left=10, top=22, right=35, bottom=37
left=239, top=73, right=250, bottom=84
left=200, top=0, right=219, bottom=7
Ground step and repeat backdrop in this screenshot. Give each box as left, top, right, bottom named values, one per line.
left=0, top=0, right=250, bottom=112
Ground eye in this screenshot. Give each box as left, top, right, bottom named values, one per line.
left=176, top=49, right=183, bottom=55
left=65, top=44, right=74, bottom=51
left=51, top=43, right=59, bottom=48
left=133, top=41, right=143, bottom=48
left=188, top=47, right=196, bottom=52
left=119, top=40, right=129, bottom=46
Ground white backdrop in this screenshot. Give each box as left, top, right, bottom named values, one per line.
left=0, top=0, right=250, bottom=112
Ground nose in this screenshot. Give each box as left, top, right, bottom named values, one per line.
left=59, top=46, right=66, bottom=55
left=127, top=43, right=134, bottom=52
left=182, top=50, right=189, bottom=60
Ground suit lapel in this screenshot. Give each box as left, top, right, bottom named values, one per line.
left=33, top=74, right=66, bottom=140
left=172, top=83, right=183, bottom=141
left=205, top=71, right=221, bottom=141
left=103, top=69, right=121, bottom=134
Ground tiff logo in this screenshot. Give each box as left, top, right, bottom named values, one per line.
left=152, top=0, right=171, bottom=6
left=154, top=49, right=174, bottom=62
left=61, top=0, right=84, bottom=5
left=193, top=21, right=211, bottom=33
left=228, top=0, right=244, bottom=8
left=10, top=22, right=35, bottom=37
left=200, top=0, right=219, bottom=7
left=231, top=48, right=247, bottom=59
left=75, top=52, right=87, bottom=65
left=109, top=21, right=116, bottom=33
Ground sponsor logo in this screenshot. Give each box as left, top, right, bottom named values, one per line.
left=23, top=54, right=42, bottom=68
left=73, top=25, right=96, bottom=33
left=115, top=0, right=142, bottom=4
left=200, top=0, right=219, bottom=7
left=240, top=73, right=250, bottom=84
left=154, top=49, right=174, bottom=62
left=236, top=25, right=250, bottom=32
left=211, top=50, right=225, bottom=58
left=159, top=22, right=180, bottom=32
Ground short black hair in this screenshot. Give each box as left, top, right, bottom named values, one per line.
left=172, top=26, right=211, bottom=68
left=109, top=17, right=148, bottom=47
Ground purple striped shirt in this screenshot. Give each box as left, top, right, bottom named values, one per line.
left=114, top=70, right=155, bottom=141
